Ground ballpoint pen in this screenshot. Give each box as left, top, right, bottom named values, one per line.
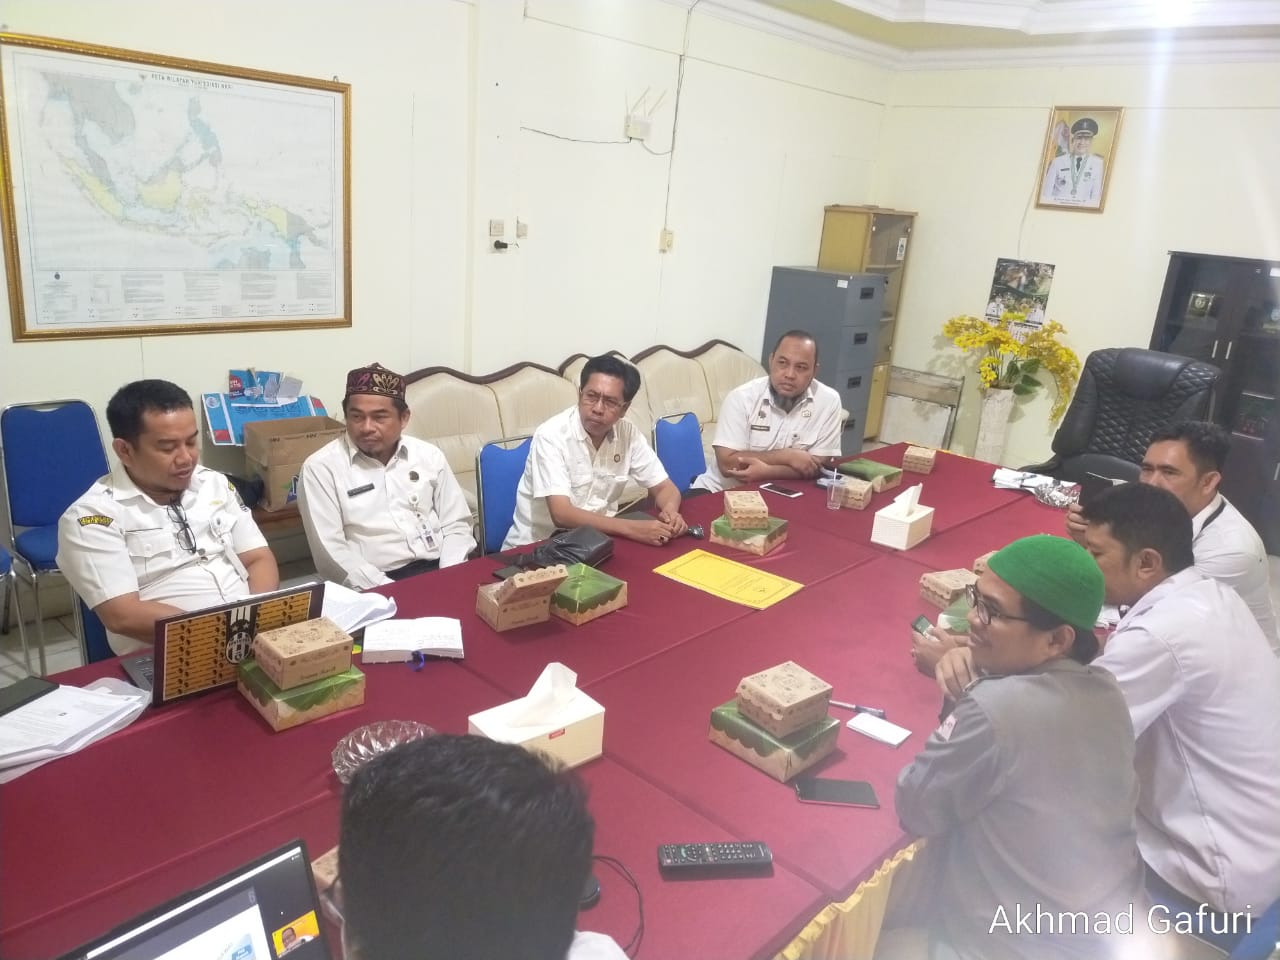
left=829, top=700, right=887, bottom=719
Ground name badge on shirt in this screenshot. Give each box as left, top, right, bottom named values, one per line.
left=346, top=483, right=375, bottom=498
left=749, top=424, right=771, bottom=432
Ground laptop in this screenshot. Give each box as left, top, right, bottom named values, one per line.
left=56, top=840, right=328, bottom=960
left=120, top=583, right=324, bottom=706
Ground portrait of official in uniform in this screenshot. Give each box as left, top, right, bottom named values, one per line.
left=1036, top=106, right=1122, bottom=212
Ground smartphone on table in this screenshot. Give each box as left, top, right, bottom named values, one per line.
left=760, top=482, right=802, bottom=498
left=794, top=777, right=880, bottom=808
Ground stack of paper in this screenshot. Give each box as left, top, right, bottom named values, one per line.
left=321, top=581, right=398, bottom=634
left=362, top=618, right=464, bottom=663
left=0, top=678, right=148, bottom=782
left=991, top=468, right=1057, bottom=491
left=846, top=712, right=912, bottom=747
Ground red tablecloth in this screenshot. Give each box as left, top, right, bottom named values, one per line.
left=894, top=494, right=1069, bottom=573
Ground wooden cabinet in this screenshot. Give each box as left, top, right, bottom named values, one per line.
left=818, top=205, right=915, bottom=439
left=1150, top=251, right=1280, bottom=550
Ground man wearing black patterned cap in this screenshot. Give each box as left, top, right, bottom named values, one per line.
left=298, top=362, right=475, bottom=589
left=1040, top=116, right=1105, bottom=207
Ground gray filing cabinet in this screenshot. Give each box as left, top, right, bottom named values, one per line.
left=761, top=267, right=886, bottom=452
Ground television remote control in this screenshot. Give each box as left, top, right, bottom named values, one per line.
left=657, top=841, right=773, bottom=873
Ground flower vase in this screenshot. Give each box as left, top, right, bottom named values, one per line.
left=975, top=387, right=1016, bottom=464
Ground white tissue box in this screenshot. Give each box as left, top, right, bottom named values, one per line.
left=467, top=690, right=605, bottom=769
left=870, top=502, right=934, bottom=550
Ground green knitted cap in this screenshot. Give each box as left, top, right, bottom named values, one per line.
left=985, top=535, right=1103, bottom=630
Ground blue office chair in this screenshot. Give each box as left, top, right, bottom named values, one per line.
left=654, top=413, right=706, bottom=494
left=1228, top=896, right=1280, bottom=960
left=73, top=596, right=113, bottom=665
left=475, top=436, right=533, bottom=555
left=0, top=546, right=31, bottom=673
left=1, top=400, right=109, bottom=674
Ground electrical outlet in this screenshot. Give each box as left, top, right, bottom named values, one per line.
left=488, top=219, right=505, bottom=238
left=658, top=229, right=674, bottom=253
left=625, top=114, right=651, bottom=141
left=515, top=219, right=528, bottom=239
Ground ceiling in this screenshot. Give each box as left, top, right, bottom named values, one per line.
left=747, top=0, right=1280, bottom=55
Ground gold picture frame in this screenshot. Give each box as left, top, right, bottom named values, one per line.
left=0, top=33, right=351, bottom=340
left=1035, top=105, right=1122, bottom=213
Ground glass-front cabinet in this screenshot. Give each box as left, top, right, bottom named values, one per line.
left=1151, top=252, right=1280, bottom=549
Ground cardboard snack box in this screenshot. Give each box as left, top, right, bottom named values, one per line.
left=903, top=446, right=937, bottom=474
left=244, top=416, right=345, bottom=511
left=973, top=550, right=998, bottom=576
left=709, top=515, right=789, bottom=556
left=833, top=477, right=874, bottom=510
left=252, top=617, right=353, bottom=690
left=724, top=490, right=771, bottom=530
left=919, top=568, right=977, bottom=609
left=735, top=660, right=833, bottom=738
left=839, top=458, right=904, bottom=493
left=476, top=566, right=569, bottom=632
left=238, top=662, right=365, bottom=732
left=708, top=700, right=839, bottom=782
left=550, top=564, right=628, bottom=626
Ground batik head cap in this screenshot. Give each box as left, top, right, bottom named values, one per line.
left=985, top=534, right=1103, bottom=631
left=345, top=363, right=405, bottom=402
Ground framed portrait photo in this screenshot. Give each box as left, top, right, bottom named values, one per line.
left=1036, top=106, right=1122, bottom=213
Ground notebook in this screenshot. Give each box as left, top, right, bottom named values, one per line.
left=119, top=583, right=324, bottom=706
left=57, top=840, right=327, bottom=960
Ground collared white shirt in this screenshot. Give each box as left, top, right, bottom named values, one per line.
left=56, top=465, right=268, bottom=655
left=1095, top=567, right=1280, bottom=913
left=298, top=434, right=475, bottom=590
left=503, top=407, right=668, bottom=549
left=692, top=375, right=843, bottom=493
left=1192, top=493, right=1278, bottom=652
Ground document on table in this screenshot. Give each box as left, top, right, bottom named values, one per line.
left=652, top=549, right=803, bottom=610
left=362, top=617, right=464, bottom=662
left=321, top=581, right=398, bottom=634
left=0, top=679, right=148, bottom=781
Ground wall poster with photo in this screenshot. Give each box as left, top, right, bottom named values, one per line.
left=985, top=258, right=1055, bottom=334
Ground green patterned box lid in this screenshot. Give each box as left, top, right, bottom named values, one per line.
left=839, top=458, right=903, bottom=481
left=239, top=660, right=364, bottom=711
left=709, top=515, right=788, bottom=542
left=550, top=563, right=625, bottom=613
left=709, top=699, right=838, bottom=759
left=939, top=596, right=971, bottom=633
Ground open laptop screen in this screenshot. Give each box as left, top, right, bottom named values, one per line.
left=59, top=840, right=327, bottom=960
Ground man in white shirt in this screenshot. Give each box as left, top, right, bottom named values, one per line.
left=57, top=379, right=279, bottom=655
left=298, top=363, right=475, bottom=589
left=339, top=734, right=627, bottom=960
left=503, top=355, right=687, bottom=549
left=1066, top=420, right=1277, bottom=651
left=1040, top=116, right=1105, bottom=207
left=691, top=330, right=843, bottom=493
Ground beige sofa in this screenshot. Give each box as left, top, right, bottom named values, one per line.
left=403, top=340, right=766, bottom=510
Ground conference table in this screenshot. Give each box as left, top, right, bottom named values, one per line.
left=0, top=445, right=1068, bottom=960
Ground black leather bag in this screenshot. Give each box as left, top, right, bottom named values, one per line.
left=508, top=526, right=614, bottom=570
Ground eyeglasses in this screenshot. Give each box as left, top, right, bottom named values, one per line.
left=579, top=390, right=624, bottom=412
left=167, top=502, right=198, bottom=554
left=965, top=583, right=1032, bottom=626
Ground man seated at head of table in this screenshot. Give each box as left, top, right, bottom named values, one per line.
left=690, top=328, right=843, bottom=493
left=298, top=362, right=475, bottom=589
left=502, top=354, right=688, bottom=549
left=338, top=733, right=626, bottom=960
left=939, top=483, right=1280, bottom=951
left=56, top=379, right=279, bottom=655
left=878, top=535, right=1146, bottom=960
left=1065, top=420, right=1277, bottom=652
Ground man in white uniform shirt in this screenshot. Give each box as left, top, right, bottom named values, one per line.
left=1066, top=420, right=1277, bottom=651
left=503, top=355, right=687, bottom=549
left=1040, top=116, right=1105, bottom=207
left=298, top=363, right=475, bottom=589
left=57, top=379, right=279, bottom=655
left=691, top=330, right=842, bottom=493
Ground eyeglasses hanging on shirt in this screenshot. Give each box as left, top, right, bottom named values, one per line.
left=167, top=502, right=198, bottom=554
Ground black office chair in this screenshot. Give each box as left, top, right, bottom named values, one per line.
left=1022, top=348, right=1220, bottom=483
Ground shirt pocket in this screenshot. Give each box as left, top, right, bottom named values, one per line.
left=124, top=528, right=177, bottom=569
left=596, top=469, right=630, bottom=504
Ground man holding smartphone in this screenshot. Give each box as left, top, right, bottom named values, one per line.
left=690, top=330, right=843, bottom=493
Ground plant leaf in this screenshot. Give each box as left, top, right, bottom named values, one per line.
left=1013, top=383, right=1036, bottom=396
left=1020, top=376, right=1043, bottom=388
left=1020, top=358, right=1041, bottom=374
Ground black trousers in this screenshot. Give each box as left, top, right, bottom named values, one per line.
left=385, top=558, right=440, bottom=581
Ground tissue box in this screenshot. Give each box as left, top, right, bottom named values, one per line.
left=237, top=662, right=365, bottom=732
left=724, top=490, right=770, bottom=530
left=839, top=459, right=903, bottom=492
left=973, top=550, right=997, bottom=576
left=252, top=617, right=353, bottom=689
left=550, top=564, right=628, bottom=626
left=870, top=501, right=934, bottom=550
left=708, top=700, right=839, bottom=782
left=468, top=689, right=604, bottom=769
left=833, top=477, right=874, bottom=510
left=476, top=566, right=569, bottom=632
left=709, top=515, right=789, bottom=556
left=735, top=661, right=832, bottom=738
left=903, top=446, right=936, bottom=474
left=919, top=569, right=977, bottom=610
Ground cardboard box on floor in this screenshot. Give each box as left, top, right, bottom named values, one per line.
left=244, top=416, right=345, bottom=511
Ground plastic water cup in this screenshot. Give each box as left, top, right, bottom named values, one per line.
left=827, top=479, right=844, bottom=510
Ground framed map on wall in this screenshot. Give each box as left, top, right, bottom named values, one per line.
left=0, top=34, right=350, bottom=341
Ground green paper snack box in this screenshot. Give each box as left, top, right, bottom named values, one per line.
left=708, top=699, right=839, bottom=782
left=838, top=458, right=903, bottom=492
left=238, top=661, right=365, bottom=732
left=709, top=515, right=789, bottom=556
left=550, top=563, right=628, bottom=626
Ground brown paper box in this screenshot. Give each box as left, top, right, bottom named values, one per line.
left=708, top=700, right=839, bottom=782
left=709, top=516, right=789, bottom=556
left=244, top=416, right=345, bottom=511
left=724, top=490, right=771, bottom=529
left=238, top=662, right=365, bottom=732
left=919, top=568, right=977, bottom=610
left=476, top=566, right=569, bottom=631
left=902, top=446, right=937, bottom=474
left=252, top=617, right=353, bottom=690
left=736, top=660, right=833, bottom=738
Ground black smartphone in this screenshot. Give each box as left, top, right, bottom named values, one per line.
left=760, top=482, right=802, bottom=498
left=910, top=614, right=933, bottom=636
left=794, top=777, right=880, bottom=808
left=1078, top=472, right=1119, bottom=507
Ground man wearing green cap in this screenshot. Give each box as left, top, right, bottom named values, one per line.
left=880, top=535, right=1145, bottom=960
